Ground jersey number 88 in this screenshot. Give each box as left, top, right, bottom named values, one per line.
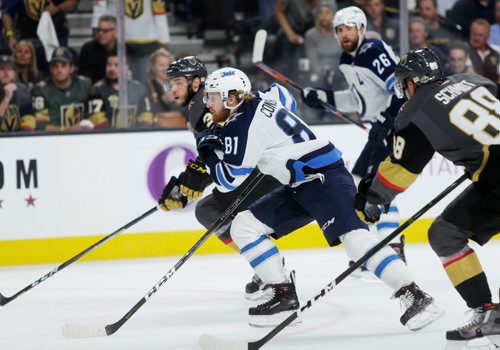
left=449, top=86, right=499, bottom=145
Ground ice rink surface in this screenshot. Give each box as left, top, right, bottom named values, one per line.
left=0, top=241, right=499, bottom=350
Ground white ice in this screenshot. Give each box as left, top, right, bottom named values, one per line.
left=0, top=242, right=499, bottom=350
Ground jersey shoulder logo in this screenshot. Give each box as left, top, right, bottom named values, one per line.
left=358, top=42, right=374, bottom=55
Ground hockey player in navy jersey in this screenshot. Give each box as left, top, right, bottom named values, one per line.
left=356, top=48, right=500, bottom=346
left=157, top=56, right=282, bottom=300
left=301, top=6, right=406, bottom=271
left=198, top=66, right=444, bottom=329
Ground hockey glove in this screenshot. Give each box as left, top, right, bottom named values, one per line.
left=301, top=87, right=333, bottom=109
left=178, top=159, right=213, bottom=201
left=369, top=111, right=394, bottom=147
left=158, top=176, right=188, bottom=211
left=196, top=125, right=223, bottom=163
left=354, top=174, right=389, bottom=224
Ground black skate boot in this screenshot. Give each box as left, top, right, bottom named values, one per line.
left=248, top=271, right=300, bottom=327
left=446, top=302, right=500, bottom=341
left=395, top=282, right=445, bottom=331
left=389, top=235, right=407, bottom=264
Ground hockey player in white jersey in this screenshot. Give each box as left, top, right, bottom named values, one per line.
left=197, top=67, right=444, bottom=329
left=302, top=6, right=406, bottom=273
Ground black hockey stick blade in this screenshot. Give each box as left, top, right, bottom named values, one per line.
left=0, top=202, right=163, bottom=306
left=199, top=173, right=468, bottom=350
left=63, top=172, right=267, bottom=338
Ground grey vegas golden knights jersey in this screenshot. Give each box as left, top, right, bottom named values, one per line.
left=87, top=79, right=153, bottom=128
left=368, top=73, right=499, bottom=207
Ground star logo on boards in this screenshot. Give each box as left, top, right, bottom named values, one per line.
left=25, top=194, right=37, bottom=207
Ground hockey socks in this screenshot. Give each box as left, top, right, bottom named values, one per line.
left=341, top=228, right=412, bottom=290
left=231, top=210, right=288, bottom=284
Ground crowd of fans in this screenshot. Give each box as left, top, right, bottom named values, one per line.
left=0, top=0, right=498, bottom=134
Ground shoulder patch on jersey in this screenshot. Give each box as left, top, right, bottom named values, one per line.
left=358, top=41, right=374, bottom=55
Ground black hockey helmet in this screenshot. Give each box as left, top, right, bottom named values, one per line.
left=394, top=48, right=444, bottom=98
left=165, top=56, right=207, bottom=84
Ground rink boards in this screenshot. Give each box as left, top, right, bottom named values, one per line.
left=0, top=125, right=490, bottom=266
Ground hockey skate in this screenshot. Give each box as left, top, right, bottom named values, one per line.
left=395, top=282, right=445, bottom=331
left=245, top=274, right=273, bottom=301
left=245, top=257, right=285, bottom=300
left=389, top=235, right=407, bottom=264
left=248, top=271, right=300, bottom=327
left=446, top=302, right=500, bottom=346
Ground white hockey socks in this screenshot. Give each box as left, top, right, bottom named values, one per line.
left=231, top=210, right=287, bottom=284
left=341, top=229, right=413, bottom=291
left=375, top=204, right=401, bottom=244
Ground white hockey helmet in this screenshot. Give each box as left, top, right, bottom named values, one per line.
left=333, top=6, right=367, bottom=46
left=204, top=67, right=252, bottom=110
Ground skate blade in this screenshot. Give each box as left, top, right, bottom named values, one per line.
left=445, top=335, right=500, bottom=350
left=406, top=303, right=445, bottom=331
left=249, top=311, right=301, bottom=328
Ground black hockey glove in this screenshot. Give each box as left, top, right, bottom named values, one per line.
left=354, top=174, right=389, bottom=224
left=301, top=87, right=334, bottom=109
left=196, top=125, right=223, bottom=163
left=177, top=158, right=213, bottom=201
left=158, top=176, right=188, bottom=211
left=369, top=111, right=394, bottom=147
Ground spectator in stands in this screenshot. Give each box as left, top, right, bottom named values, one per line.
left=146, top=48, right=185, bottom=127
left=273, top=0, right=325, bottom=78
left=92, top=0, right=171, bottom=85
left=443, top=42, right=476, bottom=76
left=13, top=40, right=40, bottom=90
left=447, top=0, right=495, bottom=38
left=418, top=0, right=461, bottom=54
left=78, top=15, right=117, bottom=83
left=2, top=0, right=77, bottom=74
left=304, top=1, right=342, bottom=87
left=488, top=1, right=500, bottom=47
left=0, top=54, right=35, bottom=132
left=468, top=19, right=500, bottom=83
left=364, top=0, right=399, bottom=49
left=87, top=54, right=154, bottom=129
left=32, top=47, right=92, bottom=131
left=409, top=17, right=446, bottom=64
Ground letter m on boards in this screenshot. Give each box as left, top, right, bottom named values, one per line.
left=16, top=160, right=38, bottom=189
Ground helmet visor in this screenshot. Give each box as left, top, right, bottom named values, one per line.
left=394, top=78, right=406, bottom=99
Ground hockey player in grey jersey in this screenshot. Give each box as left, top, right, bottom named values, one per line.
left=301, top=6, right=406, bottom=273
left=356, top=48, right=500, bottom=346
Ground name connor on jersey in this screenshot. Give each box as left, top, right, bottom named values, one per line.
left=434, top=80, right=476, bottom=105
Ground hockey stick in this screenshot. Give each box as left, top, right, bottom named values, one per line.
left=199, top=172, right=469, bottom=350
left=252, top=29, right=368, bottom=131
left=62, top=171, right=266, bottom=338
left=0, top=176, right=176, bottom=307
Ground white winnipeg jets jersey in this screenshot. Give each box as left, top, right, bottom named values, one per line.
left=337, top=38, right=400, bottom=122
left=204, top=84, right=342, bottom=192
